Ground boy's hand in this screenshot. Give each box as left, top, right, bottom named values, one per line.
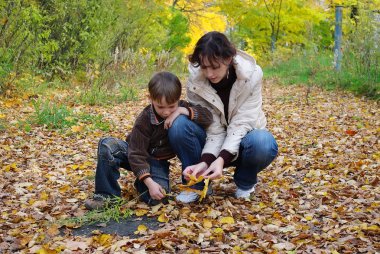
left=143, top=177, right=165, bottom=200
left=164, top=107, right=189, bottom=129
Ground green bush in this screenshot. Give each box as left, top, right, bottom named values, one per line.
left=265, top=43, right=379, bottom=100
left=339, top=9, right=379, bottom=99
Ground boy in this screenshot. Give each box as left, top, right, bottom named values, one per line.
left=85, top=71, right=213, bottom=209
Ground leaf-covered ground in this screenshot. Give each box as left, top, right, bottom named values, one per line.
left=0, top=82, right=379, bottom=253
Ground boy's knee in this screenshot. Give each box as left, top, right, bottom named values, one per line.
left=97, top=137, right=118, bottom=161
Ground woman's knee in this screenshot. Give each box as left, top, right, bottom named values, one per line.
left=241, top=129, right=278, bottom=162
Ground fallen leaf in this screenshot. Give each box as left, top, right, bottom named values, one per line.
left=158, top=213, right=169, bottom=223
left=134, top=209, right=149, bottom=216
left=203, top=219, right=213, bottom=228
left=134, top=224, right=148, bottom=234
left=219, top=216, right=235, bottom=224
left=71, top=125, right=85, bottom=133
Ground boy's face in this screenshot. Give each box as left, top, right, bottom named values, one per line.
left=151, top=97, right=179, bottom=119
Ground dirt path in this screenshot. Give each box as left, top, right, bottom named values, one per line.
left=0, top=82, right=379, bottom=253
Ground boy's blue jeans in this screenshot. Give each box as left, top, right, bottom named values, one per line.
left=94, top=137, right=171, bottom=205
left=168, top=115, right=278, bottom=190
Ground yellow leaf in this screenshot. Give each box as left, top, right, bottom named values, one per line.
left=96, top=234, right=112, bottom=246
left=0, top=114, right=5, bottom=119
left=35, top=248, right=47, bottom=254
left=40, top=191, right=49, bottom=201
left=3, top=163, right=19, bottom=172
left=59, top=185, right=70, bottom=193
left=181, top=174, right=204, bottom=187
left=158, top=213, right=169, bottom=223
left=203, top=219, right=212, bottom=229
left=259, top=202, right=266, bottom=208
left=135, top=209, right=149, bottom=216
left=214, top=228, right=224, bottom=234
left=199, top=178, right=209, bottom=201
left=134, top=224, right=148, bottom=234
left=178, top=175, right=209, bottom=202
left=304, top=214, right=313, bottom=221
left=71, top=125, right=84, bottom=133
left=366, top=225, right=379, bottom=232
left=220, top=216, right=235, bottom=224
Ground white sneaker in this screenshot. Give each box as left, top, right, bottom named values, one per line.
left=176, top=191, right=200, bottom=203
left=235, top=186, right=255, bottom=198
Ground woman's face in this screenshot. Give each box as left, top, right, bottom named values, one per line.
left=200, top=57, right=232, bottom=84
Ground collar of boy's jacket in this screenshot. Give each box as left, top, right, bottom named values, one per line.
left=149, top=104, right=164, bottom=125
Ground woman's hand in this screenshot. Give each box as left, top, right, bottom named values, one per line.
left=202, top=157, right=224, bottom=180
left=164, top=107, right=188, bottom=129
left=144, top=177, right=165, bottom=200
left=183, top=162, right=208, bottom=180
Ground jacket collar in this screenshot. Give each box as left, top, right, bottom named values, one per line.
left=149, top=105, right=165, bottom=125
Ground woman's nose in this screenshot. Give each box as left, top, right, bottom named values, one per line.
left=206, top=69, right=214, bottom=78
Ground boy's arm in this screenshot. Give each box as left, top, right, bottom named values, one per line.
left=180, top=100, right=213, bottom=128
left=127, top=110, right=153, bottom=180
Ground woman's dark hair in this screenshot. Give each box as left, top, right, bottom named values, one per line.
left=148, top=71, right=182, bottom=104
left=189, top=31, right=237, bottom=68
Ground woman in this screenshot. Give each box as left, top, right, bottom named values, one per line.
left=168, top=31, right=278, bottom=203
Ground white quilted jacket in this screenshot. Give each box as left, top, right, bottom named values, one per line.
left=186, top=50, right=267, bottom=160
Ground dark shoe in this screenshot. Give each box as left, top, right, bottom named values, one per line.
left=84, top=194, right=108, bottom=210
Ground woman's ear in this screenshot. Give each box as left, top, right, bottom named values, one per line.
left=226, top=57, right=233, bottom=66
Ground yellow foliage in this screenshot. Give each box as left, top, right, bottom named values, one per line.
left=71, top=125, right=84, bottom=133
left=219, top=216, right=235, bottom=224
left=213, top=227, right=224, bottom=234
left=158, top=213, right=170, bottom=223
left=174, top=0, right=226, bottom=55
left=178, top=175, right=209, bottom=201
left=203, top=218, right=213, bottom=228
left=135, top=209, right=149, bottom=216
left=134, top=224, right=148, bottom=234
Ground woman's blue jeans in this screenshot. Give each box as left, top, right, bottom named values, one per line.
left=93, top=137, right=171, bottom=205
left=168, top=115, right=278, bottom=190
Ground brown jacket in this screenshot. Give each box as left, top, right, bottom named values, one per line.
left=126, top=100, right=213, bottom=179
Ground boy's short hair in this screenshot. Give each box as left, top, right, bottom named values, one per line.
left=148, top=71, right=182, bottom=104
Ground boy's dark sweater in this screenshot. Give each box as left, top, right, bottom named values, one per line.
left=126, top=100, right=213, bottom=179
